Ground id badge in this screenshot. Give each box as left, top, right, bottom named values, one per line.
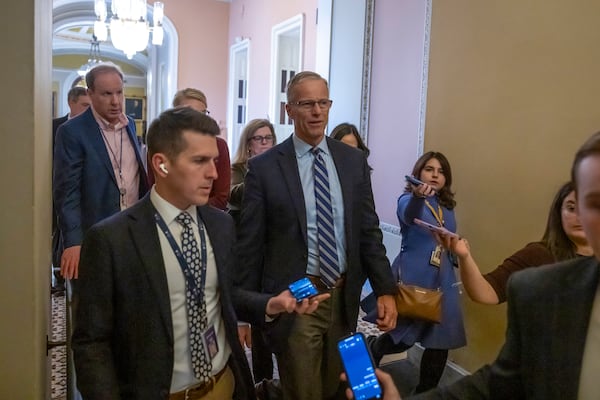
left=202, top=325, right=219, bottom=360
left=429, top=245, right=442, bottom=267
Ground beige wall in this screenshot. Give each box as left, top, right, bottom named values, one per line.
left=0, top=0, right=52, bottom=397
left=425, top=0, right=600, bottom=370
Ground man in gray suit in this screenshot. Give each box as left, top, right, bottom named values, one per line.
left=351, top=131, right=600, bottom=400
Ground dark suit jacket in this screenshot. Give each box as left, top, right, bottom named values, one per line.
left=52, top=114, right=68, bottom=147
left=410, top=256, right=599, bottom=400
left=233, top=136, right=397, bottom=350
left=72, top=195, right=255, bottom=400
left=53, top=107, right=148, bottom=248
left=51, top=114, right=69, bottom=266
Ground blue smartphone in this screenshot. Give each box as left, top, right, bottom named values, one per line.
left=405, top=175, right=425, bottom=186
left=338, top=332, right=382, bottom=400
left=288, top=277, right=319, bottom=302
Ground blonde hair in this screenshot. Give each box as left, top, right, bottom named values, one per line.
left=232, top=119, right=276, bottom=165
left=172, top=88, right=208, bottom=108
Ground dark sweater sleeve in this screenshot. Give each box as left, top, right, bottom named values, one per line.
left=483, top=242, right=555, bottom=303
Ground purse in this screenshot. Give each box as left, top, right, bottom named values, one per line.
left=395, top=282, right=442, bottom=323
left=395, top=244, right=444, bottom=324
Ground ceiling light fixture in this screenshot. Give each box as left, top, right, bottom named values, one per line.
left=77, top=35, right=103, bottom=77
left=94, top=0, right=165, bottom=60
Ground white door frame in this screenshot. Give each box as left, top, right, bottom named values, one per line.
left=269, top=14, right=304, bottom=142
left=227, top=38, right=250, bottom=156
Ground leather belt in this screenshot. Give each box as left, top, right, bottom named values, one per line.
left=169, top=366, right=229, bottom=400
left=306, top=273, right=346, bottom=292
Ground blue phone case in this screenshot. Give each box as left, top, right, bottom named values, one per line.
left=288, top=277, right=318, bottom=301
left=338, top=332, right=382, bottom=400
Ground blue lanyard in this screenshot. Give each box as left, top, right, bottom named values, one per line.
left=153, top=208, right=208, bottom=306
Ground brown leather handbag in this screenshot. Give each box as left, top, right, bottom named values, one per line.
left=395, top=282, right=442, bottom=323
left=396, top=248, right=444, bottom=324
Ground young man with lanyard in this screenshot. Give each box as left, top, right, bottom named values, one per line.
left=72, top=107, right=323, bottom=399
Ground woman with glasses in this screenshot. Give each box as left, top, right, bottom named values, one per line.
left=229, top=119, right=277, bottom=227
left=444, top=181, right=592, bottom=305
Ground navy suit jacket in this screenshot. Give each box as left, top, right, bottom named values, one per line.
left=53, top=107, right=148, bottom=248
left=72, top=195, right=255, bottom=399
left=233, top=135, right=397, bottom=350
left=410, top=256, right=599, bottom=400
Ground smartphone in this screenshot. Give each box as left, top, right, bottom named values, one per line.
left=405, top=175, right=425, bottom=186
left=338, top=332, right=382, bottom=400
left=288, top=277, right=319, bottom=302
left=413, top=218, right=460, bottom=238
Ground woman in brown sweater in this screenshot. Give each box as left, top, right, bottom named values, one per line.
left=449, top=181, right=592, bottom=304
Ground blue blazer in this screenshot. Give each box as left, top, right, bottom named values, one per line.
left=72, top=195, right=255, bottom=399
left=233, top=136, right=397, bottom=351
left=53, top=107, right=148, bottom=248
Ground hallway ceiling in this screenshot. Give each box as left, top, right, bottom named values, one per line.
left=53, top=0, right=151, bottom=75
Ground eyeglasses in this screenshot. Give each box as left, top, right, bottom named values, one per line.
left=249, top=135, right=274, bottom=143
left=289, top=99, right=333, bottom=111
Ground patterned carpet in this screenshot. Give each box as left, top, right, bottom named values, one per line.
left=50, top=291, right=67, bottom=400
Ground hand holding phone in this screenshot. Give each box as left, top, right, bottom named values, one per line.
left=413, top=218, right=459, bottom=238
left=405, top=175, right=425, bottom=186
left=338, top=333, right=382, bottom=400
left=288, top=277, right=319, bottom=302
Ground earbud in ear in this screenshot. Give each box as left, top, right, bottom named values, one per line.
left=159, top=163, right=168, bottom=174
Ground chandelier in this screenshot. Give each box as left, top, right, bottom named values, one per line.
left=77, top=35, right=102, bottom=77
left=93, top=0, right=165, bottom=60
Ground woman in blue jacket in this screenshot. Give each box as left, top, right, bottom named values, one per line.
left=369, top=151, right=466, bottom=393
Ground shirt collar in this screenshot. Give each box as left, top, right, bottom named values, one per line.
left=150, top=186, right=198, bottom=226
left=292, top=134, right=331, bottom=158
left=91, top=106, right=129, bottom=130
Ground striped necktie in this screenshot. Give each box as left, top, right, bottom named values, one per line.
left=311, top=147, right=340, bottom=287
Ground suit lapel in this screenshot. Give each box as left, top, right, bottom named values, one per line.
left=197, top=207, right=226, bottom=277
left=327, top=138, right=353, bottom=247
left=277, top=138, right=308, bottom=244
left=83, top=109, right=119, bottom=185
left=124, top=118, right=149, bottom=194
left=128, top=195, right=174, bottom=342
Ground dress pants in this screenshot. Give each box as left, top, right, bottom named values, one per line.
left=275, top=288, right=349, bottom=400
left=251, top=327, right=274, bottom=382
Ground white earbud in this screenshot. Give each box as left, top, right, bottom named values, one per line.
left=159, top=163, right=168, bottom=174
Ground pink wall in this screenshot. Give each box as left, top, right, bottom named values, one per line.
left=368, top=0, right=428, bottom=224
left=228, top=0, right=318, bottom=120
left=167, top=0, right=318, bottom=138
left=166, top=0, right=231, bottom=135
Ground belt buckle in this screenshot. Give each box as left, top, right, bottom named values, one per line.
left=184, top=376, right=216, bottom=400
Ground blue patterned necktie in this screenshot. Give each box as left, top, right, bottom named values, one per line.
left=311, top=147, right=340, bottom=287
left=175, top=211, right=212, bottom=381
